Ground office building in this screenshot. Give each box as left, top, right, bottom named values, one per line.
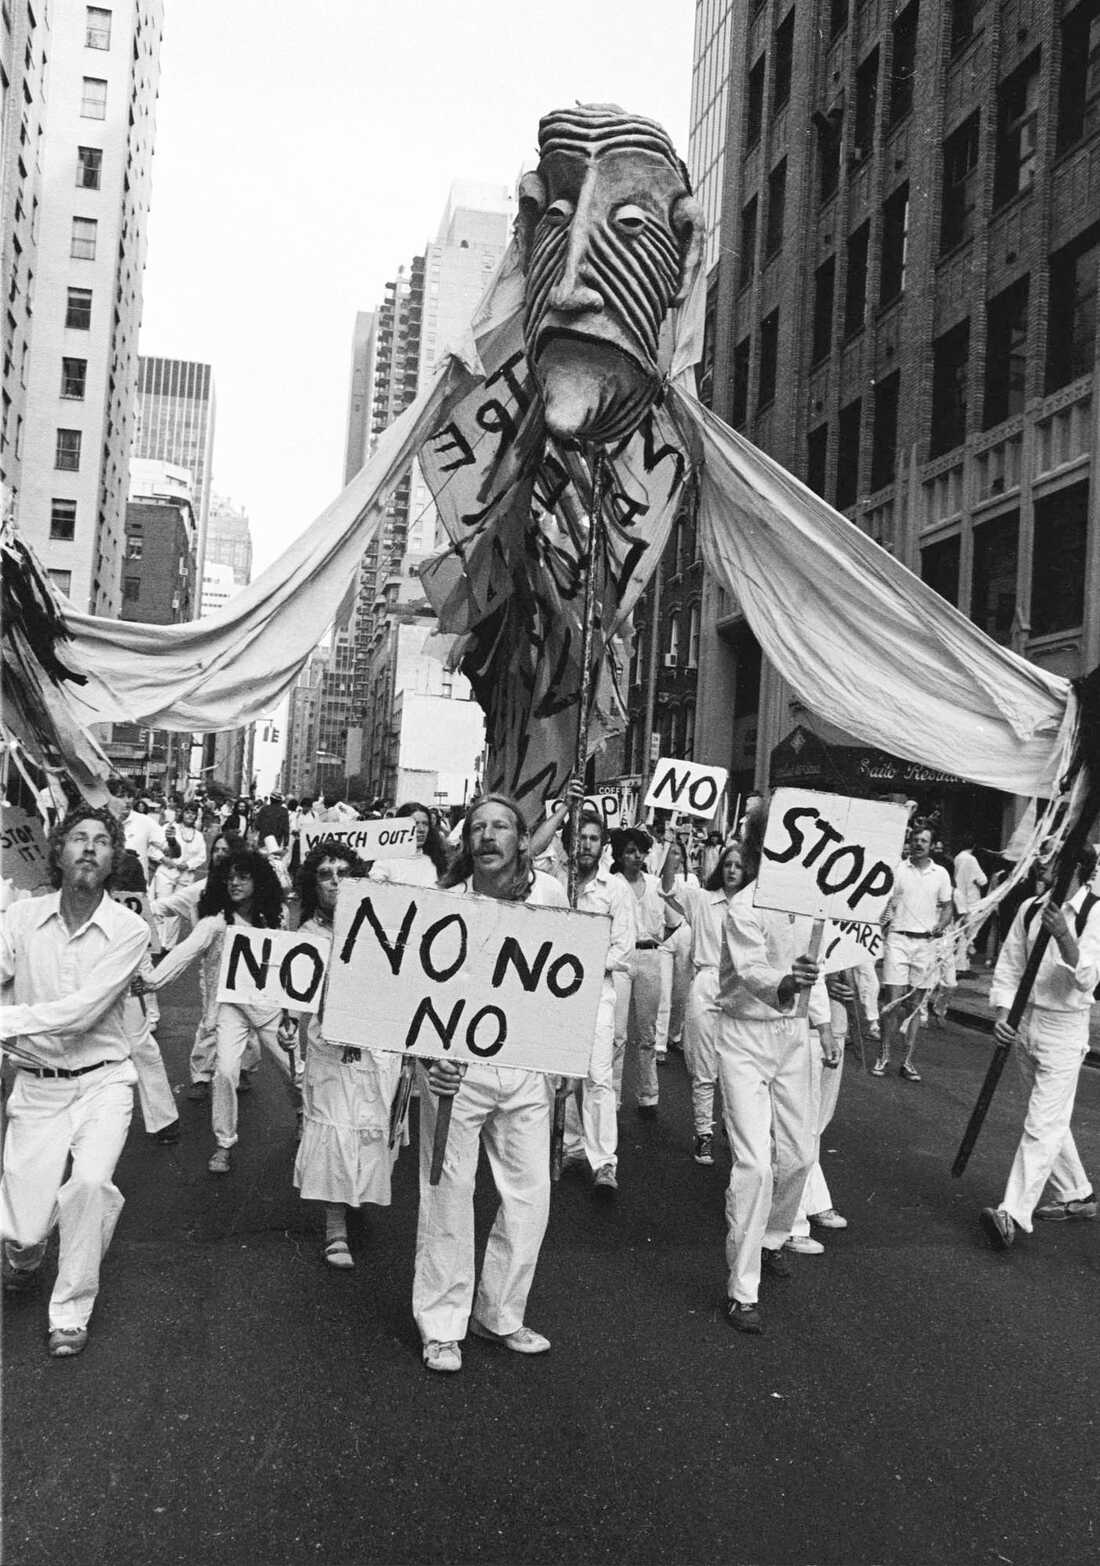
left=134, top=356, right=216, bottom=570
left=5, top=0, right=164, bottom=613
left=204, top=494, right=252, bottom=587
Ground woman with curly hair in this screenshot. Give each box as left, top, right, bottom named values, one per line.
left=136, top=848, right=292, bottom=1175
left=370, top=799, right=449, bottom=887
left=292, top=843, right=403, bottom=1269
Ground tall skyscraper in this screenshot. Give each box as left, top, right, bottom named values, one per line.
left=343, top=309, right=377, bottom=485
left=4, top=0, right=164, bottom=614
left=134, top=356, right=217, bottom=570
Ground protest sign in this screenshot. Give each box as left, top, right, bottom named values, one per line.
left=644, top=758, right=728, bottom=820
left=754, top=789, right=908, bottom=922
left=323, top=882, right=609, bottom=1076
left=300, top=818, right=419, bottom=862
left=0, top=805, right=49, bottom=893
left=110, top=889, right=162, bottom=955
left=821, top=918, right=883, bottom=974
left=215, top=924, right=331, bottom=1014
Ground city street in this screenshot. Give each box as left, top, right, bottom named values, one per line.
left=4, top=972, right=1099, bottom=1566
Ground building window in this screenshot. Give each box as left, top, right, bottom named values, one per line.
left=765, top=159, right=786, bottom=257
left=1032, top=483, right=1088, bottom=636
left=732, top=335, right=751, bottom=427
left=970, top=511, right=1019, bottom=645
left=811, top=256, right=835, bottom=363
left=941, top=112, right=981, bottom=252
left=76, top=145, right=102, bottom=189
left=836, top=398, right=862, bottom=509
left=888, top=3, right=919, bottom=129
left=844, top=221, right=870, bottom=338
left=54, top=429, right=82, bottom=471
left=80, top=76, right=107, bottom=119
left=1046, top=222, right=1099, bottom=391
left=667, top=613, right=680, bottom=664
left=1057, top=0, right=1100, bottom=152
left=871, top=372, right=900, bottom=490
left=930, top=319, right=970, bottom=456
left=70, top=216, right=97, bottom=260
left=85, top=6, right=112, bottom=48
left=60, top=357, right=87, bottom=399
left=687, top=603, right=701, bottom=668
left=66, top=287, right=92, bottom=329
left=994, top=54, right=1039, bottom=209
left=983, top=277, right=1029, bottom=428
left=807, top=424, right=829, bottom=497
left=817, top=107, right=843, bottom=203
left=950, top=0, right=980, bottom=54
left=123, top=577, right=140, bottom=602
left=48, top=570, right=73, bottom=596
left=854, top=48, right=879, bottom=161
left=127, top=536, right=143, bottom=561
left=880, top=183, right=909, bottom=305
left=921, top=534, right=960, bottom=604
left=746, top=54, right=766, bottom=147
left=773, top=10, right=795, bottom=114
left=757, top=309, right=779, bottom=410
left=739, top=196, right=757, bottom=290
left=50, top=498, right=77, bottom=540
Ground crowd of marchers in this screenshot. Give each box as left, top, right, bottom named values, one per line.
left=1, top=780, right=1096, bottom=1364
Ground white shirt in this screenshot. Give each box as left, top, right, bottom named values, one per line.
left=616, top=870, right=666, bottom=943
left=123, top=812, right=168, bottom=878
left=645, top=839, right=669, bottom=876
left=953, top=848, right=987, bottom=914
left=371, top=854, right=441, bottom=887
left=887, top=858, right=953, bottom=934
left=573, top=864, right=636, bottom=986
left=991, top=887, right=1100, bottom=1015
left=0, top=891, right=149, bottom=1066
left=674, top=884, right=732, bottom=970
left=717, top=885, right=830, bottom=1025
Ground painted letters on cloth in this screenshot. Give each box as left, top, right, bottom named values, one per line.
left=0, top=805, right=50, bottom=895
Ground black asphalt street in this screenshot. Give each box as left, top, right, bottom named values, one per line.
left=4, top=972, right=1099, bottom=1566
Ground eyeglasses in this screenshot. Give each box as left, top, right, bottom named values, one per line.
left=316, top=868, right=351, bottom=883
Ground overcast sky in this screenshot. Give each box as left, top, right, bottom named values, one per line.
left=139, top=0, right=695, bottom=574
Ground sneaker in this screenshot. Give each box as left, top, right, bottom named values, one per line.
left=1034, top=1193, right=1098, bottom=1222
left=186, top=1080, right=210, bottom=1102
left=152, top=1119, right=181, bottom=1145
left=810, top=1208, right=848, bottom=1230
left=207, top=1147, right=232, bottom=1175
left=3, top=1263, right=40, bottom=1298
left=693, top=1134, right=715, bottom=1166
left=867, top=1022, right=882, bottom=1042
left=725, top=1298, right=763, bottom=1334
left=979, top=1206, right=1015, bottom=1252
left=592, top=1164, right=618, bottom=1198
left=560, top=1151, right=589, bottom=1177
left=785, top=1234, right=824, bottom=1255
left=470, top=1320, right=551, bottom=1355
left=48, top=1326, right=89, bottom=1358
left=636, top=1103, right=658, bottom=1121
left=323, top=1238, right=354, bottom=1270
left=899, top=1061, right=922, bottom=1082
left=870, top=1056, right=889, bottom=1077
left=423, top=1339, right=462, bottom=1373
left=761, top=1246, right=793, bottom=1280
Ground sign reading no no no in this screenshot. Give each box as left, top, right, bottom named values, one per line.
left=643, top=758, right=728, bottom=821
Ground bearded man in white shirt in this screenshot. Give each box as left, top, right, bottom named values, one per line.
left=979, top=845, right=1100, bottom=1250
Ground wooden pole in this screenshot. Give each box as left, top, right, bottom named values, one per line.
left=795, top=918, right=826, bottom=1019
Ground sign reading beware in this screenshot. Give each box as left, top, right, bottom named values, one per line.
left=644, top=757, right=728, bottom=820
left=215, top=925, right=332, bottom=1014
left=754, top=788, right=908, bottom=922
left=821, top=918, right=883, bottom=973
left=323, top=882, right=609, bottom=1077
left=300, top=818, right=419, bottom=862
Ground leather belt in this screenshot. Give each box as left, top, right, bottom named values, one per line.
left=635, top=940, right=660, bottom=950
left=894, top=930, right=936, bottom=939
left=18, top=1059, right=114, bottom=1080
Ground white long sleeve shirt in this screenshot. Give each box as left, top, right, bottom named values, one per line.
left=0, top=891, right=149, bottom=1066
left=990, top=887, right=1100, bottom=1015
left=673, top=884, right=731, bottom=971
left=717, top=885, right=831, bottom=1025
left=574, top=865, right=636, bottom=990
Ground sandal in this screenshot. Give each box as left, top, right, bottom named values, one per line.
left=323, top=1238, right=354, bottom=1270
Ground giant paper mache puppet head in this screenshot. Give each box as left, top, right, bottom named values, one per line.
left=518, top=103, right=703, bottom=446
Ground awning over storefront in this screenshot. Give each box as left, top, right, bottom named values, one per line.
left=769, top=725, right=969, bottom=796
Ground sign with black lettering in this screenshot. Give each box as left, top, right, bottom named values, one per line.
left=323, top=882, right=609, bottom=1076
left=300, top=818, right=418, bottom=863
left=821, top=918, right=883, bottom=973
left=110, top=888, right=162, bottom=955
left=644, top=757, right=728, bottom=820
left=215, top=925, right=331, bottom=1014
left=755, top=789, right=908, bottom=922
left=0, top=805, right=49, bottom=894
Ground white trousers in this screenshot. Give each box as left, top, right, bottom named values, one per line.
left=716, top=1013, right=816, bottom=1305
left=211, top=1002, right=288, bottom=1148
left=683, top=965, right=720, bottom=1136
left=1001, top=1005, right=1092, bottom=1232
left=791, top=1034, right=845, bottom=1236
left=665, top=925, right=693, bottom=1047
left=125, top=995, right=177, bottom=1132
left=1, top=1060, right=136, bottom=1329
left=614, top=948, right=663, bottom=1107
left=413, top=1064, right=552, bottom=1345
left=563, top=983, right=618, bottom=1171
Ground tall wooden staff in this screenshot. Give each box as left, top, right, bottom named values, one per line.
left=551, top=445, right=607, bottom=1182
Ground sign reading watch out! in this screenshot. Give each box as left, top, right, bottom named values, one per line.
left=643, top=758, right=728, bottom=820
left=323, top=882, right=609, bottom=1077
left=300, top=818, right=419, bottom=862
left=754, top=788, right=909, bottom=923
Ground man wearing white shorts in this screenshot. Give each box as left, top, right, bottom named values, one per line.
left=874, top=827, right=953, bottom=1082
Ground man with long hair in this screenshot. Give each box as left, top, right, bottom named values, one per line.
left=1, top=806, right=150, bottom=1357
left=416, top=794, right=568, bottom=1373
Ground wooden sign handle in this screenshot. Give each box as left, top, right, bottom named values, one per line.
left=795, top=918, right=826, bottom=1019
left=429, top=1095, right=454, bottom=1186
